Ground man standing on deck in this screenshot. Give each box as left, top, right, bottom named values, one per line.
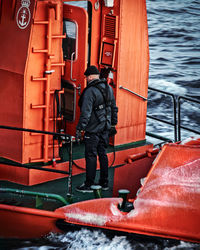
left=76, top=65, right=118, bottom=193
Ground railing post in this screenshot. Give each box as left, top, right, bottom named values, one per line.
left=67, top=136, right=73, bottom=196
left=177, top=96, right=181, bottom=141
left=172, top=95, right=177, bottom=142
left=148, top=87, right=177, bottom=142
left=177, top=96, right=200, bottom=141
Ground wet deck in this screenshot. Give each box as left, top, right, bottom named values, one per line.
left=0, top=168, right=115, bottom=211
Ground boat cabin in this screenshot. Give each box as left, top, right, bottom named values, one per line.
left=0, top=0, right=150, bottom=185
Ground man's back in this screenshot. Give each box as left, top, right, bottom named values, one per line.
left=77, top=79, right=118, bottom=134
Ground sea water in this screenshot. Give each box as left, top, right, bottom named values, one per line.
left=1, top=229, right=200, bottom=249
left=146, top=0, right=200, bottom=143
left=1, top=0, right=200, bottom=249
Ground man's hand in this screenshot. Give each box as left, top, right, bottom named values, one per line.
left=109, top=126, right=117, bottom=137
left=76, top=130, right=82, bottom=142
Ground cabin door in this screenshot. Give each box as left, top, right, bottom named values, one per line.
left=62, top=4, right=88, bottom=135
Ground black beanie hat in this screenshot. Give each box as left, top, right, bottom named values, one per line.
left=84, top=65, right=100, bottom=76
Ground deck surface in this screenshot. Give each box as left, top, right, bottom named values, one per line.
left=0, top=168, right=115, bottom=210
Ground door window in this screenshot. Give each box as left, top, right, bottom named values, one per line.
left=62, top=20, right=77, bottom=61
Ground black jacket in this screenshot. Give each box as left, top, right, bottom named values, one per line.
left=76, top=79, right=118, bottom=133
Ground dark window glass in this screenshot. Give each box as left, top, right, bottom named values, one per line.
left=62, top=20, right=77, bottom=61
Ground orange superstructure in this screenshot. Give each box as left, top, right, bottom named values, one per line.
left=0, top=0, right=64, bottom=164
left=0, top=0, right=149, bottom=184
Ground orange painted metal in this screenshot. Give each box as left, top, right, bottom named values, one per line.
left=181, top=137, right=200, bottom=146
left=0, top=0, right=149, bottom=185
left=0, top=0, right=66, bottom=185
left=25, top=0, right=64, bottom=163
left=0, top=0, right=64, bottom=164
left=93, top=0, right=149, bottom=146
left=0, top=204, right=64, bottom=238
left=114, top=0, right=149, bottom=146
left=0, top=142, right=199, bottom=240
left=62, top=3, right=88, bottom=136
left=113, top=154, right=156, bottom=199
left=0, top=0, right=34, bottom=163
left=126, top=148, right=160, bottom=163
left=0, top=143, right=153, bottom=185
left=58, top=143, right=200, bottom=243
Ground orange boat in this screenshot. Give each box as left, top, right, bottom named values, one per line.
left=0, top=0, right=199, bottom=243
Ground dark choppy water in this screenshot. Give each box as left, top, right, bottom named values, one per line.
left=1, top=0, right=200, bottom=249
left=1, top=229, right=200, bottom=250
left=146, top=0, right=200, bottom=143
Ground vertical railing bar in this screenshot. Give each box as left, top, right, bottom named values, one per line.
left=177, top=96, right=200, bottom=141
left=148, top=87, right=177, bottom=142
left=172, top=95, right=177, bottom=142
left=67, top=136, right=73, bottom=196
left=177, top=96, right=181, bottom=141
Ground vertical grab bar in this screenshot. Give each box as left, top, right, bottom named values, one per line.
left=70, top=52, right=76, bottom=82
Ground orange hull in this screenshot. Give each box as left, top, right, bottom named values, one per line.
left=0, top=204, right=64, bottom=238
left=0, top=141, right=199, bottom=241
left=56, top=143, right=200, bottom=243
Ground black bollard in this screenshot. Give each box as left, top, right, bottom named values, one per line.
left=118, top=189, right=130, bottom=210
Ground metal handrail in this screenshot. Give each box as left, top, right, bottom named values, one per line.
left=0, top=188, right=68, bottom=207
left=0, top=125, right=74, bottom=195
left=177, top=96, right=200, bottom=141
left=0, top=125, right=71, bottom=140
left=119, top=85, right=147, bottom=101
left=147, top=87, right=200, bottom=142
left=147, top=87, right=177, bottom=141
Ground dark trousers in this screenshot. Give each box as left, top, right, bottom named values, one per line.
left=84, top=131, right=109, bottom=186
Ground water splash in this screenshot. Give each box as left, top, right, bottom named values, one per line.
left=46, top=229, right=133, bottom=250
